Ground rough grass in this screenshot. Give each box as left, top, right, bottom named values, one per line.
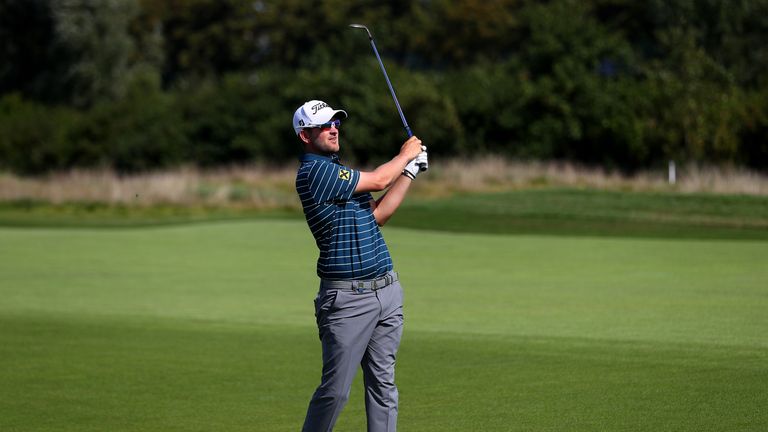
left=2, top=187, right=766, bottom=241
left=393, top=188, right=768, bottom=240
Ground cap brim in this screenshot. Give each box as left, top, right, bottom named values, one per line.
left=328, top=109, right=348, bottom=121
left=303, top=109, right=348, bottom=128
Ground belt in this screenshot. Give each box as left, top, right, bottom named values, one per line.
left=321, top=271, right=399, bottom=293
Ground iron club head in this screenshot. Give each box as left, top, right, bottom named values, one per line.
left=349, top=23, right=373, bottom=39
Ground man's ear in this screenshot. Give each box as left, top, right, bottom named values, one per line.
left=298, top=129, right=311, bottom=144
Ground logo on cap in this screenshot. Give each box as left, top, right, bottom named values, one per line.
left=312, top=102, right=329, bottom=114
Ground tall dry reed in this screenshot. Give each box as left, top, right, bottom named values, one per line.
left=1, top=158, right=767, bottom=209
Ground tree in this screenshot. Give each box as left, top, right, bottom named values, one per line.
left=0, top=0, right=67, bottom=103
left=50, top=0, right=140, bottom=107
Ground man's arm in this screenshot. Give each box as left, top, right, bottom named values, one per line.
left=369, top=150, right=428, bottom=226
left=355, top=136, right=422, bottom=193
left=370, top=175, right=413, bottom=226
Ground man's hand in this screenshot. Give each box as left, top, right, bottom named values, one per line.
left=356, top=136, right=425, bottom=193
left=400, top=136, right=423, bottom=160
left=403, top=146, right=428, bottom=180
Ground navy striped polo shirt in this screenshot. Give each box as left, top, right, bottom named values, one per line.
left=296, top=153, right=393, bottom=280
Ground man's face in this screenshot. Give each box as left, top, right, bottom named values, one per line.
left=301, top=119, right=341, bottom=155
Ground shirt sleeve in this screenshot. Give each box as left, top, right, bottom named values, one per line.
left=305, top=161, right=360, bottom=204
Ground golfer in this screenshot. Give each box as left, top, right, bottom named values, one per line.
left=293, top=100, right=427, bottom=432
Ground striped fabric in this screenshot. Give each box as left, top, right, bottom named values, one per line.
left=296, top=153, right=393, bottom=280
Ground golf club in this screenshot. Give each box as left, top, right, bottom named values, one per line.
left=349, top=23, right=426, bottom=171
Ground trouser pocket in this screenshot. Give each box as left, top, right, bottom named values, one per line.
left=314, top=289, right=339, bottom=329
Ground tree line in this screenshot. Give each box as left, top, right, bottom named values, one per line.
left=1, top=0, right=767, bottom=174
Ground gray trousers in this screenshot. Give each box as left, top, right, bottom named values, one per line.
left=303, top=271, right=404, bottom=432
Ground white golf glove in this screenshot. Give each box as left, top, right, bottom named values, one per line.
left=403, top=146, right=428, bottom=180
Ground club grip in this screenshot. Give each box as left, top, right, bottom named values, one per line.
left=405, top=127, right=426, bottom=171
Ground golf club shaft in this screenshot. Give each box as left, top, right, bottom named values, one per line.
left=351, top=24, right=425, bottom=171
left=367, top=37, right=412, bottom=138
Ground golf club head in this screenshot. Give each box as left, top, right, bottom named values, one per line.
left=349, top=23, right=373, bottom=39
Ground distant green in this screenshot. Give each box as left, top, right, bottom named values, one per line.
left=1, top=219, right=766, bottom=431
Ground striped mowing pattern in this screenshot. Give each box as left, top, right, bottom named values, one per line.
left=296, top=153, right=393, bottom=280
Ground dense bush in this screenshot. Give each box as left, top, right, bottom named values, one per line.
left=0, top=94, right=77, bottom=174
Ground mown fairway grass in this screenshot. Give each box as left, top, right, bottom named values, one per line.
left=1, top=190, right=767, bottom=431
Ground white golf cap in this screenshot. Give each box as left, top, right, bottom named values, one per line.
left=292, top=100, right=348, bottom=135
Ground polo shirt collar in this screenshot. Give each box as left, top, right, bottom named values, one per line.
left=301, top=153, right=342, bottom=164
